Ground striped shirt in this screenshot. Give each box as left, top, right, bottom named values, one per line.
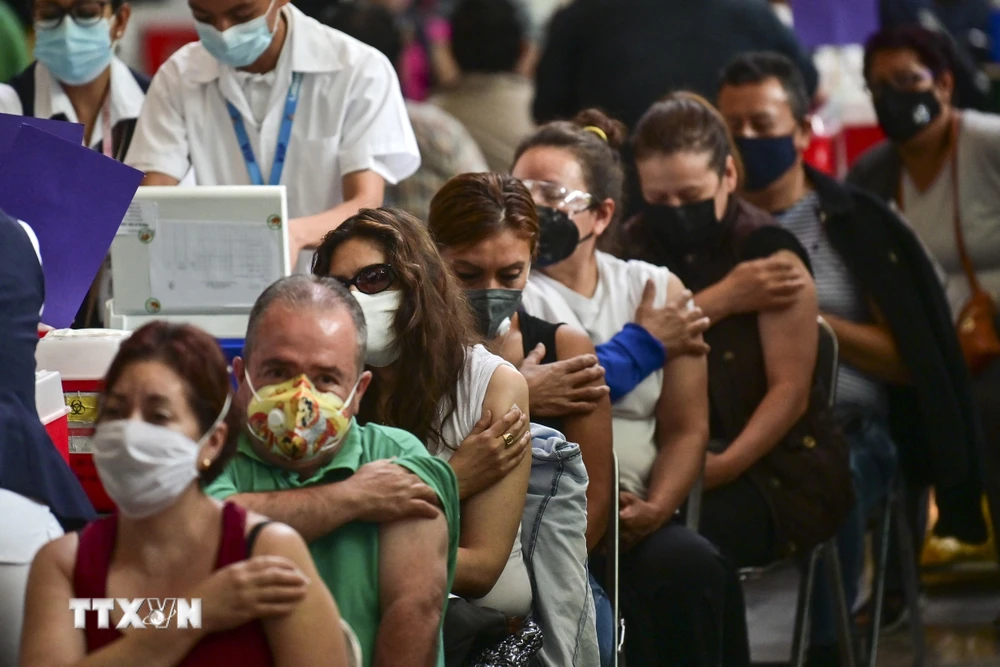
left=775, top=191, right=889, bottom=416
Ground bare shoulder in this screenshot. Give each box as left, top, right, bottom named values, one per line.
left=244, top=509, right=273, bottom=536
left=33, top=532, right=79, bottom=579
left=554, top=324, right=597, bottom=360
left=666, top=271, right=688, bottom=296
left=490, top=362, right=527, bottom=388
left=772, top=248, right=810, bottom=272
left=488, top=363, right=529, bottom=396
left=249, top=520, right=313, bottom=561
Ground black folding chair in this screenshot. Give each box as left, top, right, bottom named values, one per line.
left=686, top=317, right=857, bottom=667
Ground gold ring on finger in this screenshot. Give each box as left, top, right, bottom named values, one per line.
left=503, top=432, right=516, bottom=448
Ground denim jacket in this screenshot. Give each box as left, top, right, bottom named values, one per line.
left=521, top=424, right=600, bottom=667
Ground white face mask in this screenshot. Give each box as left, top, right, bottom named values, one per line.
left=352, top=289, right=402, bottom=367
left=90, top=395, right=231, bottom=519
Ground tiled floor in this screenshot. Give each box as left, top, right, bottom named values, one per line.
left=745, top=562, right=1000, bottom=666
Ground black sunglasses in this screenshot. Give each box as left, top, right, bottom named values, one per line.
left=336, top=263, right=396, bottom=295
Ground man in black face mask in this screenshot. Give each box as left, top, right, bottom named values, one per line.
left=719, top=51, right=984, bottom=663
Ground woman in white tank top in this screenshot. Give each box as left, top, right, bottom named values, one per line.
left=511, top=109, right=753, bottom=666
left=312, top=208, right=534, bottom=618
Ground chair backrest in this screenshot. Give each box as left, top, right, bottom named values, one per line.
left=816, top=316, right=839, bottom=409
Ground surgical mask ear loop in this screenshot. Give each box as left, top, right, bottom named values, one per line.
left=261, top=0, right=279, bottom=36
left=340, top=376, right=363, bottom=414
left=197, top=393, right=232, bottom=446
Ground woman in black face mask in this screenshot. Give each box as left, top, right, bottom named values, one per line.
left=629, top=93, right=854, bottom=585
left=856, top=25, right=1000, bottom=358
left=429, top=172, right=616, bottom=666
left=513, top=108, right=753, bottom=667
left=852, top=25, right=1000, bottom=568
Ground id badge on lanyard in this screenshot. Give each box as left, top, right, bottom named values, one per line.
left=227, top=72, right=304, bottom=186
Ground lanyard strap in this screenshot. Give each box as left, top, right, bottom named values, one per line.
left=100, top=101, right=113, bottom=158
left=227, top=72, right=304, bottom=186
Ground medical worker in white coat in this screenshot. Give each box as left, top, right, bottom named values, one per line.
left=125, top=0, right=420, bottom=267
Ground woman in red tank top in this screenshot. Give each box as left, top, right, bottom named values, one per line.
left=19, top=322, right=350, bottom=667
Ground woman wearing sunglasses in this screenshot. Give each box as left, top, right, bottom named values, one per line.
left=311, top=208, right=534, bottom=620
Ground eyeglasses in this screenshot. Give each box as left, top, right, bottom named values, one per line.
left=520, top=179, right=595, bottom=215
left=866, top=69, right=935, bottom=98
left=35, top=1, right=112, bottom=29
left=335, top=263, right=396, bottom=295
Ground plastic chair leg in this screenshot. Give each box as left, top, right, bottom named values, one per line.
left=791, top=547, right=821, bottom=667
left=868, top=490, right=894, bottom=667
left=616, top=619, right=626, bottom=667
left=893, top=487, right=926, bottom=667
left=825, top=540, right=858, bottom=667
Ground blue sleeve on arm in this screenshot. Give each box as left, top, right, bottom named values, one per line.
left=595, top=323, right=666, bottom=402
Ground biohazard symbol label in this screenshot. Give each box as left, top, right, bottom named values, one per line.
left=66, top=394, right=100, bottom=424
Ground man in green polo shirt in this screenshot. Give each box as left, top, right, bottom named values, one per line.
left=204, top=275, right=460, bottom=667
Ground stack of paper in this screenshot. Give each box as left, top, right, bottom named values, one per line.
left=0, top=113, right=144, bottom=328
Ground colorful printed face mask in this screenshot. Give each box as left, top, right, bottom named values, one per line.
left=245, top=373, right=360, bottom=461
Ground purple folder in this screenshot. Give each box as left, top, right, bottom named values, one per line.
left=0, top=125, right=143, bottom=328
left=0, top=112, right=84, bottom=159
left=790, top=0, right=879, bottom=48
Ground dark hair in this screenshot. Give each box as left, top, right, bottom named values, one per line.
left=101, top=322, right=236, bottom=484
left=513, top=108, right=627, bottom=223
left=633, top=92, right=735, bottom=177
left=245, top=274, right=368, bottom=374
left=719, top=51, right=810, bottom=124
left=312, top=207, right=479, bottom=451
left=325, top=2, right=403, bottom=66
left=428, top=173, right=539, bottom=256
left=450, top=0, right=524, bottom=74
left=863, top=25, right=956, bottom=82
left=34, top=0, right=127, bottom=14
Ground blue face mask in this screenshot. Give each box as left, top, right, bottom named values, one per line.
left=195, top=0, right=278, bottom=69
left=34, top=17, right=113, bottom=86
left=736, top=135, right=799, bottom=192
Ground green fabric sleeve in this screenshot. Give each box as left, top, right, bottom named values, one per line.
left=0, top=1, right=29, bottom=84
left=202, top=460, right=243, bottom=500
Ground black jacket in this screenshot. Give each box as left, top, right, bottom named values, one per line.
left=0, top=212, right=95, bottom=531
left=808, top=165, right=986, bottom=542
left=532, top=0, right=818, bottom=129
